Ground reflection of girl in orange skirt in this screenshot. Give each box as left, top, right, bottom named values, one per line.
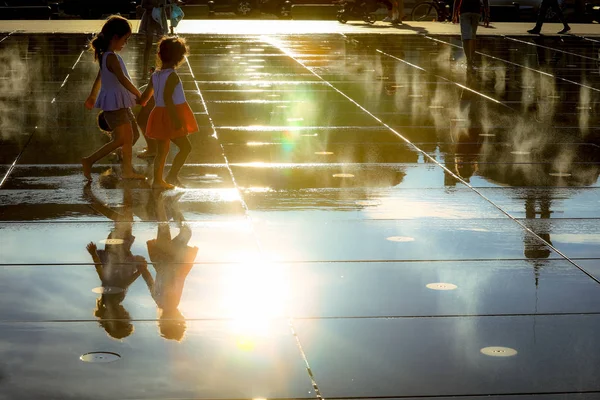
left=140, top=36, right=198, bottom=190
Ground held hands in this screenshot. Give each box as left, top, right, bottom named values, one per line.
left=134, top=256, right=148, bottom=271
left=136, top=95, right=147, bottom=107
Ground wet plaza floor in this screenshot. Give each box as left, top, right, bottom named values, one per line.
left=2, top=22, right=600, bottom=399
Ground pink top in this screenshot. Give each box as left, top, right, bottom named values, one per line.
left=94, top=51, right=137, bottom=111
left=151, top=69, right=187, bottom=107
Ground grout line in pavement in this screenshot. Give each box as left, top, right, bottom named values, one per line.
left=184, top=54, right=265, bottom=254
left=503, top=35, right=600, bottom=62
left=0, top=256, right=594, bottom=266
left=1, top=310, right=599, bottom=322
left=0, top=30, right=16, bottom=43
left=5, top=256, right=600, bottom=268
left=324, top=391, right=600, bottom=399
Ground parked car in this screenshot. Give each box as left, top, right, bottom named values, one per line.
left=59, top=0, right=138, bottom=19
left=0, top=0, right=59, bottom=19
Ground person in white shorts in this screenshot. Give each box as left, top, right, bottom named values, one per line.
left=453, top=0, right=490, bottom=71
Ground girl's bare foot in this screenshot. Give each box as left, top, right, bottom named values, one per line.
left=152, top=180, right=175, bottom=190
left=165, top=175, right=185, bottom=188
left=122, top=171, right=147, bottom=180
left=82, top=158, right=92, bottom=181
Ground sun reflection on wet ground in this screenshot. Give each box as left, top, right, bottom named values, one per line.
left=1, top=23, right=600, bottom=398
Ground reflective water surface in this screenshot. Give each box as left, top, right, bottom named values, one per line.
left=1, top=28, right=600, bottom=399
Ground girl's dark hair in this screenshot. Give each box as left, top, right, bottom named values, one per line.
left=157, top=36, right=189, bottom=69
left=89, top=15, right=132, bottom=63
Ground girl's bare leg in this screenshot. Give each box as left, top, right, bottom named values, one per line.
left=82, top=131, right=126, bottom=181
left=152, top=139, right=174, bottom=189
left=116, top=123, right=145, bottom=180
left=166, top=136, right=192, bottom=185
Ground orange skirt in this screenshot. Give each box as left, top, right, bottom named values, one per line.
left=146, top=103, right=198, bottom=140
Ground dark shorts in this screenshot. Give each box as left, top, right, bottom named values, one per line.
left=103, top=108, right=136, bottom=131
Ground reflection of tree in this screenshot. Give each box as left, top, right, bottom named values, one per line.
left=140, top=191, right=198, bottom=342
left=84, top=177, right=148, bottom=339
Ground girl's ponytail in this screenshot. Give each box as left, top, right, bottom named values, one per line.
left=89, top=15, right=132, bottom=64
left=90, top=32, right=108, bottom=62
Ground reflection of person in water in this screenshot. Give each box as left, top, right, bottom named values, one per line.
left=139, top=192, right=198, bottom=341
left=445, top=74, right=484, bottom=185
left=533, top=36, right=562, bottom=68
left=523, top=190, right=553, bottom=259
left=85, top=178, right=148, bottom=339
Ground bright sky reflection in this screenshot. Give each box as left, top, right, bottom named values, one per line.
left=223, top=261, right=290, bottom=342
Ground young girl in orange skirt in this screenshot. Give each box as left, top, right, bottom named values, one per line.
left=139, top=36, right=198, bottom=190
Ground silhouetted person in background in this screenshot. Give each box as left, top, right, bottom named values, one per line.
left=453, top=0, right=490, bottom=71
left=139, top=0, right=169, bottom=81
left=528, top=0, right=570, bottom=35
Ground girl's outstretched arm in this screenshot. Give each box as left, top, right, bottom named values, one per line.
left=164, top=72, right=182, bottom=130
left=85, top=70, right=101, bottom=110
left=139, top=78, right=154, bottom=107
left=106, top=53, right=142, bottom=99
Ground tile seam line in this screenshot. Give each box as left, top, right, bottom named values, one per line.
left=0, top=48, right=86, bottom=190
left=289, top=318, right=323, bottom=400
left=0, top=30, right=16, bottom=43
left=0, top=257, right=582, bottom=266
left=503, top=35, right=600, bottom=62
left=1, top=217, right=597, bottom=224
left=323, top=391, right=600, bottom=399
left=5, top=312, right=600, bottom=323
left=266, top=35, right=600, bottom=286
left=575, top=33, right=600, bottom=44
left=2, top=185, right=600, bottom=190
left=184, top=54, right=264, bottom=254
left=423, top=35, right=600, bottom=94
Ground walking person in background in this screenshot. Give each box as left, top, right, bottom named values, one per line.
left=139, top=0, right=169, bottom=81
left=83, top=16, right=145, bottom=181
left=527, top=0, right=570, bottom=34
left=139, top=37, right=198, bottom=190
left=381, top=0, right=394, bottom=22
left=453, top=0, right=490, bottom=72
left=391, top=0, right=404, bottom=24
